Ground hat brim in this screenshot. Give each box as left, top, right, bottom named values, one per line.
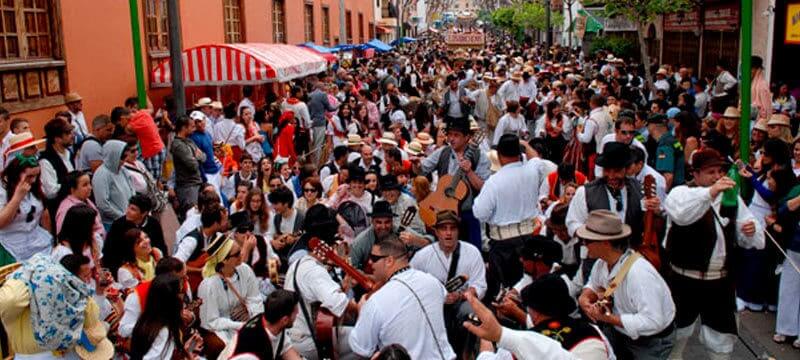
left=595, top=153, right=633, bottom=169
left=5, top=139, right=46, bottom=156
left=692, top=159, right=727, bottom=171
left=377, top=139, right=399, bottom=147
left=369, top=211, right=396, bottom=218
left=575, top=224, right=631, bottom=241
left=416, top=138, right=434, bottom=145
left=347, top=141, right=364, bottom=147
left=75, top=338, right=114, bottom=360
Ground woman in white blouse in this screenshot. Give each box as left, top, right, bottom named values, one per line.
left=116, top=228, right=162, bottom=291
left=492, top=100, right=528, bottom=145
left=0, top=154, right=52, bottom=266
left=129, top=273, right=202, bottom=360
left=51, top=204, right=100, bottom=268
left=198, top=238, right=264, bottom=354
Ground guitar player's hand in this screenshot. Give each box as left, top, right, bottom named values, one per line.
left=445, top=292, right=461, bottom=304
left=458, top=158, right=473, bottom=173
left=644, top=196, right=660, bottom=212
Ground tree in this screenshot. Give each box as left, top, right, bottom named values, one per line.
left=489, top=2, right=564, bottom=41
left=604, top=0, right=693, bottom=90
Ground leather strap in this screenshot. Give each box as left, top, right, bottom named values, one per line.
left=447, top=242, right=461, bottom=282
left=602, top=251, right=642, bottom=300
left=394, top=277, right=447, bottom=360
left=292, top=258, right=324, bottom=360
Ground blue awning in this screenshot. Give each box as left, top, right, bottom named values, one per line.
left=390, top=36, right=417, bottom=46
left=298, top=42, right=335, bottom=54
left=364, top=38, right=394, bottom=52
left=330, top=43, right=367, bottom=52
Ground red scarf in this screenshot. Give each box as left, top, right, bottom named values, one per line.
left=545, top=115, right=563, bottom=138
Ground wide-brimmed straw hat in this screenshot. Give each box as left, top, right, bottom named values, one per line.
left=575, top=210, right=631, bottom=241
left=376, top=132, right=398, bottom=147
left=4, top=132, right=45, bottom=158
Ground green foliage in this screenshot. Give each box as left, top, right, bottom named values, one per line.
left=604, top=0, right=692, bottom=24
left=588, top=36, right=636, bottom=58
left=489, top=2, right=565, bottom=39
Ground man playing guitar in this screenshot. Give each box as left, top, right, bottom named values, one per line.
left=224, top=289, right=304, bottom=360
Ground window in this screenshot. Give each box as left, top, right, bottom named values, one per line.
left=144, top=0, right=169, bottom=73
left=345, top=10, right=352, bottom=44
left=0, top=0, right=65, bottom=112
left=223, top=0, right=243, bottom=43
left=322, top=6, right=330, bottom=45
left=272, top=0, right=286, bottom=43
left=303, top=3, right=314, bottom=43
left=369, top=22, right=374, bottom=40
left=358, top=13, right=364, bottom=42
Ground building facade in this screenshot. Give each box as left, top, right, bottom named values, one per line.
left=1, top=0, right=373, bottom=135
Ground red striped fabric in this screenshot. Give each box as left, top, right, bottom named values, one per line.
left=151, top=43, right=327, bottom=87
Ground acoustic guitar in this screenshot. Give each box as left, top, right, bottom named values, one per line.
left=308, top=237, right=376, bottom=360
left=419, top=131, right=485, bottom=227
left=636, top=175, right=662, bottom=270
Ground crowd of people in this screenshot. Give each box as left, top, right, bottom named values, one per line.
left=0, top=30, right=798, bottom=360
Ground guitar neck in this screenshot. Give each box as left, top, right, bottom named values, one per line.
left=328, top=255, right=375, bottom=292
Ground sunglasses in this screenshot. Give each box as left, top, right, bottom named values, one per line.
left=368, top=253, right=390, bottom=263
left=303, top=188, right=316, bottom=193
left=619, top=130, right=636, bottom=136
left=226, top=251, right=241, bottom=260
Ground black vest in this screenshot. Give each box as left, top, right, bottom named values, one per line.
left=666, top=183, right=738, bottom=272
left=40, top=146, right=72, bottom=227
left=324, top=161, right=339, bottom=177
left=231, top=315, right=283, bottom=360
left=583, top=178, right=643, bottom=247
left=532, top=317, right=605, bottom=353
left=250, top=234, right=269, bottom=278
left=183, top=228, right=208, bottom=261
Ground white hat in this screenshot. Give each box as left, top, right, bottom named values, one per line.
left=195, top=97, right=213, bottom=107
left=190, top=110, right=206, bottom=121
left=377, top=132, right=398, bottom=147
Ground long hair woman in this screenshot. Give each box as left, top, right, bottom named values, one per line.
left=117, top=228, right=163, bottom=290
left=255, top=156, right=274, bottom=194
left=51, top=204, right=99, bottom=268
left=130, top=273, right=199, bottom=359
left=245, top=188, right=270, bottom=236
left=0, top=154, right=51, bottom=266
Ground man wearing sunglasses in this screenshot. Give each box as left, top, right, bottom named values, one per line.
left=350, top=237, right=456, bottom=360
left=594, top=113, right=647, bottom=179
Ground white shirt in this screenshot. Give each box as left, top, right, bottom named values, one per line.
left=284, top=255, right=350, bottom=342
left=476, top=326, right=611, bottom=360
left=281, top=100, right=312, bottom=129
left=519, top=79, right=538, bottom=101
left=214, top=118, right=246, bottom=149
left=578, top=108, right=612, bottom=153
left=39, top=149, right=74, bottom=199
left=636, top=165, right=667, bottom=203
left=173, top=230, right=214, bottom=263
left=198, top=264, right=264, bottom=343
left=119, top=291, right=142, bottom=338
left=493, top=113, right=528, bottom=145
left=534, top=114, right=572, bottom=140
left=594, top=135, right=647, bottom=178
left=566, top=186, right=632, bottom=237
left=663, top=186, right=765, bottom=272
left=498, top=80, right=521, bottom=104
left=474, top=159, right=541, bottom=226
left=0, top=131, right=12, bottom=172
left=349, top=268, right=457, bottom=359
left=176, top=208, right=202, bottom=244
left=143, top=327, right=175, bottom=360
left=410, top=241, right=487, bottom=299
left=585, top=250, right=675, bottom=339
left=265, top=210, right=298, bottom=242
left=70, top=111, right=89, bottom=140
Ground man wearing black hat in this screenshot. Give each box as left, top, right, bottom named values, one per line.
left=463, top=274, right=613, bottom=360
left=474, top=134, right=544, bottom=298
left=566, top=142, right=660, bottom=251
left=646, top=113, right=684, bottom=188
left=350, top=200, right=430, bottom=271
left=413, top=116, right=491, bottom=248
left=410, top=210, right=486, bottom=358
left=664, top=149, right=763, bottom=360
left=441, top=73, right=472, bottom=123
left=380, top=174, right=424, bottom=233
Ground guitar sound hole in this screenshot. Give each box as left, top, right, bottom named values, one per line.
left=444, top=188, right=455, bottom=197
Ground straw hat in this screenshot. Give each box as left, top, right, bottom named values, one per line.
left=415, top=132, right=434, bottom=145
left=656, top=68, right=668, bottom=76
left=722, top=107, right=741, bottom=118
left=75, top=300, right=114, bottom=360
left=377, top=132, right=398, bottom=147
left=575, top=210, right=631, bottom=241
left=202, top=234, right=234, bottom=278
left=4, top=132, right=45, bottom=157
left=0, top=263, right=21, bottom=285
left=64, top=92, right=82, bottom=104
left=194, top=97, right=213, bottom=108
left=767, top=114, right=791, bottom=127
left=211, top=101, right=223, bottom=110
left=753, top=120, right=768, bottom=132
left=346, top=134, right=364, bottom=147
left=510, top=71, right=523, bottom=81
left=404, top=141, right=424, bottom=156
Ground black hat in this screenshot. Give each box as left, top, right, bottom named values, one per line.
left=228, top=211, right=253, bottom=232
left=595, top=142, right=633, bottom=169
left=379, top=175, right=403, bottom=191
left=497, top=134, right=521, bottom=158
left=520, top=236, right=562, bottom=266
left=347, top=165, right=366, bottom=182
left=521, top=274, right=576, bottom=318
left=369, top=200, right=396, bottom=218
left=646, top=113, right=668, bottom=125
left=445, top=117, right=470, bottom=135
left=303, top=204, right=338, bottom=240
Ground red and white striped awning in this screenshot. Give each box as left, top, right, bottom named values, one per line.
left=151, top=43, right=328, bottom=87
